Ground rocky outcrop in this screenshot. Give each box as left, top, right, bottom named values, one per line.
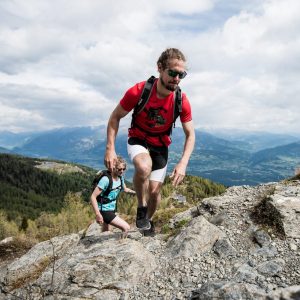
left=0, top=180, right=299, bottom=299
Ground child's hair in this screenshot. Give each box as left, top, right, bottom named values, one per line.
left=114, top=156, right=127, bottom=169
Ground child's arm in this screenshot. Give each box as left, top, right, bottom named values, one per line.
left=123, top=182, right=136, bottom=195
left=90, top=187, right=104, bottom=224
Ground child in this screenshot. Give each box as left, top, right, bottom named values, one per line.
left=90, top=156, right=135, bottom=237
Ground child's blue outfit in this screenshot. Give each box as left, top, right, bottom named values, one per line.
left=97, top=175, right=124, bottom=223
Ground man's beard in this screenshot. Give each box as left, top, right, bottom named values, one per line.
left=160, top=77, right=177, bottom=92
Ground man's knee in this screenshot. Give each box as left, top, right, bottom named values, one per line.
left=134, top=161, right=152, bottom=178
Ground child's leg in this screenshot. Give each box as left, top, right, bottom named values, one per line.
left=102, top=222, right=111, bottom=232
left=110, top=216, right=130, bottom=233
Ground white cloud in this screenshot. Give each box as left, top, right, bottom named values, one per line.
left=0, top=0, right=299, bottom=135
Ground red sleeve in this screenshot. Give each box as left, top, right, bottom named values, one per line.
left=119, top=81, right=146, bottom=112
left=180, top=93, right=192, bottom=123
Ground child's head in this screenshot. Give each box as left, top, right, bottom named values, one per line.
left=114, top=156, right=127, bottom=175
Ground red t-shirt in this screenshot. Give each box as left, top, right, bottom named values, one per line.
left=120, top=79, right=192, bottom=147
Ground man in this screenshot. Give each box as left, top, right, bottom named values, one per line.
left=104, top=48, right=195, bottom=233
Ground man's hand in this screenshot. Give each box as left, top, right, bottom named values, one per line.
left=104, top=150, right=117, bottom=172
left=170, top=162, right=187, bottom=186
left=105, top=104, right=129, bottom=172
left=95, top=213, right=104, bottom=224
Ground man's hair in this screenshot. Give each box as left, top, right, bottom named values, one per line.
left=114, top=155, right=127, bottom=169
left=157, top=48, right=186, bottom=70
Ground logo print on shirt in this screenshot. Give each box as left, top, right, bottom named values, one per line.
left=145, top=107, right=167, bottom=128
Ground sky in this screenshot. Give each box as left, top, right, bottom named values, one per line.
left=0, top=0, right=300, bottom=135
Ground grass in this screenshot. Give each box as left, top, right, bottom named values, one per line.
left=250, top=186, right=285, bottom=239
left=161, top=218, right=190, bottom=238
left=7, top=256, right=51, bottom=291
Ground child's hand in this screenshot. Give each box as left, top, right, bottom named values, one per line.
left=95, top=214, right=104, bottom=224
left=125, top=187, right=136, bottom=195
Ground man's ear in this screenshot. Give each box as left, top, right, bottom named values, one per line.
left=157, top=62, right=163, bottom=72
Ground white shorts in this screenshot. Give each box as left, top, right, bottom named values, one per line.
left=127, top=138, right=168, bottom=183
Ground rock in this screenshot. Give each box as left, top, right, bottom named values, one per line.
left=256, top=260, right=285, bottom=277
left=2, top=234, right=80, bottom=292
left=268, top=185, right=300, bottom=238
left=0, top=237, right=14, bottom=245
left=255, top=245, right=278, bottom=258
left=289, top=243, right=298, bottom=251
left=266, top=285, right=300, bottom=300
left=190, top=281, right=267, bottom=300
left=213, top=238, right=237, bottom=258
left=165, top=216, right=224, bottom=258
left=234, top=264, right=261, bottom=284
left=209, top=212, right=230, bottom=226
left=253, top=230, right=272, bottom=247
left=168, top=207, right=200, bottom=229
left=201, top=195, right=234, bottom=214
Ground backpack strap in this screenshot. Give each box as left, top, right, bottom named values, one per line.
left=131, top=76, right=156, bottom=126
left=98, top=175, right=123, bottom=212
left=173, top=86, right=182, bottom=128
left=131, top=76, right=182, bottom=141
left=119, top=175, right=124, bottom=190
left=96, top=170, right=113, bottom=198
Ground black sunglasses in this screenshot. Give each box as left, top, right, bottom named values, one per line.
left=167, top=69, right=187, bottom=79
left=117, top=168, right=126, bottom=171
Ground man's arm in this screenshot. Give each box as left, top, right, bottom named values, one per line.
left=170, top=120, right=195, bottom=186
left=105, top=104, right=129, bottom=171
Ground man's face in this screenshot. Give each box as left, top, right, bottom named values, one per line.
left=159, top=58, right=186, bottom=92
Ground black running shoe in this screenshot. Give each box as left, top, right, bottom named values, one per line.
left=136, top=206, right=151, bottom=230
left=143, top=220, right=155, bottom=237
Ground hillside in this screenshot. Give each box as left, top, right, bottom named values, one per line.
left=0, top=153, right=226, bottom=240
left=0, top=154, right=95, bottom=221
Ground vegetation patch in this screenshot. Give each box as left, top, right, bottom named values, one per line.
left=250, top=187, right=285, bottom=239
left=7, top=256, right=51, bottom=292
left=287, top=173, right=300, bottom=181
left=0, top=237, right=34, bottom=263
left=0, top=154, right=95, bottom=221
left=35, top=161, right=86, bottom=175
left=161, top=218, right=190, bottom=238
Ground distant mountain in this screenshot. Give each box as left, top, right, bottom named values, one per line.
left=248, top=142, right=300, bottom=181
left=168, top=130, right=299, bottom=185
left=0, top=146, right=11, bottom=154
left=13, top=126, right=106, bottom=158
left=1, top=127, right=299, bottom=186
left=0, top=130, right=42, bottom=149
left=209, top=130, right=299, bottom=152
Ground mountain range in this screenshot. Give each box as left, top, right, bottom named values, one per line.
left=0, top=126, right=299, bottom=186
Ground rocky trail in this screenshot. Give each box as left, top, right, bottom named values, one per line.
left=1, top=180, right=300, bottom=299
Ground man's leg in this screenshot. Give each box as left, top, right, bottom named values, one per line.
left=132, top=152, right=152, bottom=207
left=132, top=153, right=152, bottom=230
left=143, top=156, right=167, bottom=236
left=147, top=180, right=163, bottom=220
left=127, top=139, right=152, bottom=230
left=143, top=181, right=162, bottom=237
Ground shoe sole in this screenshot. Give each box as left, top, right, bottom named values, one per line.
left=143, top=230, right=155, bottom=237
left=136, top=224, right=151, bottom=230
